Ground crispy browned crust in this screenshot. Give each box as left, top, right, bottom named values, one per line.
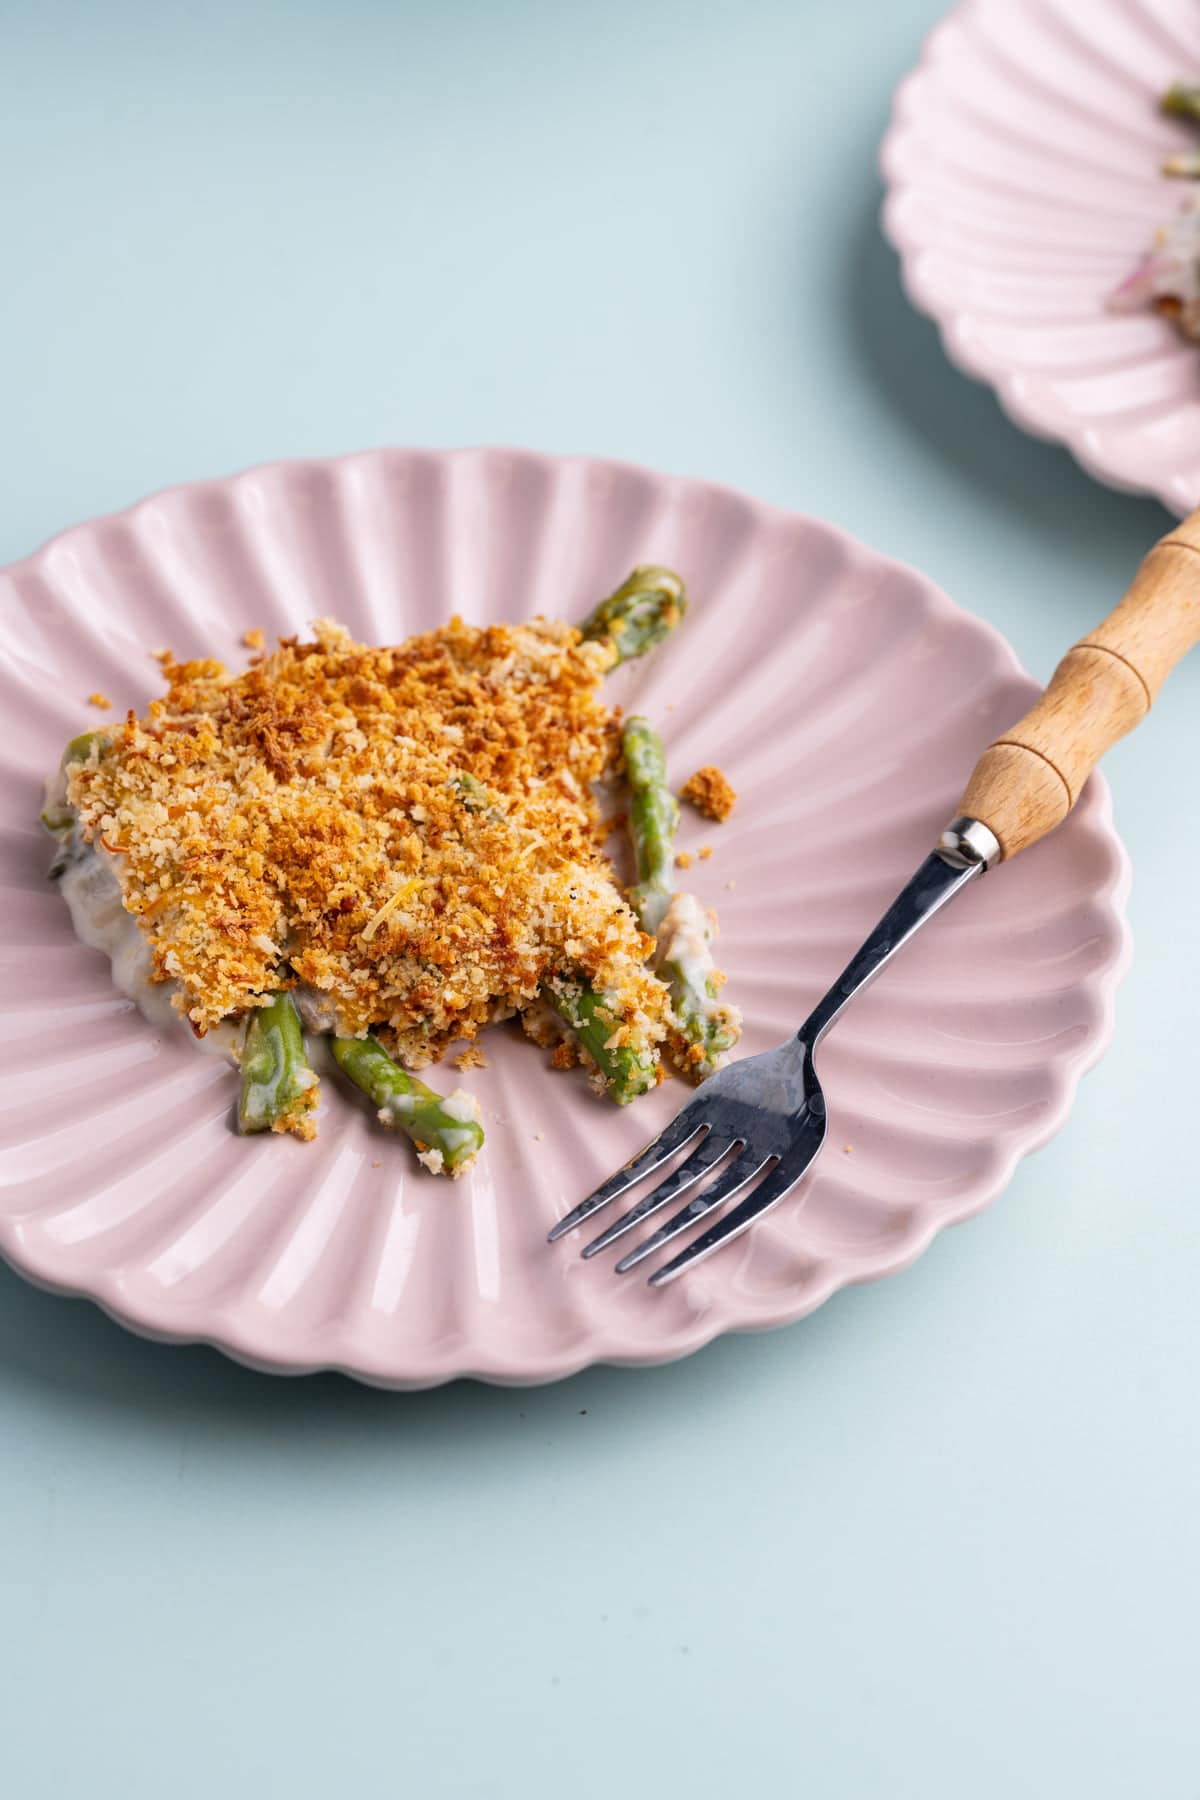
left=67, top=617, right=670, bottom=1069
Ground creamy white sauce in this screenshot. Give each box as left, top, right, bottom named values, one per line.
left=58, top=838, right=242, bottom=1063
left=441, top=1090, right=483, bottom=1125
left=293, top=986, right=340, bottom=1034
left=658, top=891, right=744, bottom=1042
left=658, top=892, right=717, bottom=991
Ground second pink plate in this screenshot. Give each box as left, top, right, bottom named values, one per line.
left=0, top=449, right=1130, bottom=1385
left=882, top=0, right=1200, bottom=516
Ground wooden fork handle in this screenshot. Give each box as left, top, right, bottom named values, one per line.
left=957, top=508, right=1200, bottom=861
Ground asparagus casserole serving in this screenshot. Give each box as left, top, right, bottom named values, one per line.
left=1111, top=82, right=1200, bottom=338
left=41, top=568, right=741, bottom=1178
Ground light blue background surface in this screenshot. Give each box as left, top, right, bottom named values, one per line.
left=2, top=2, right=1197, bottom=1794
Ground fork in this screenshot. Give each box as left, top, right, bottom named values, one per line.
left=549, top=506, right=1200, bottom=1284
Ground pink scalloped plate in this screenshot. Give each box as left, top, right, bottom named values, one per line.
left=0, top=449, right=1131, bottom=1386
left=881, top=0, right=1200, bottom=516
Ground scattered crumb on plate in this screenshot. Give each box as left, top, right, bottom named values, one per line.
left=88, top=691, right=112, bottom=709
left=675, top=849, right=693, bottom=870
left=680, top=765, right=736, bottom=822
left=454, top=1043, right=489, bottom=1071
left=242, top=627, right=265, bottom=650
left=698, top=844, right=713, bottom=860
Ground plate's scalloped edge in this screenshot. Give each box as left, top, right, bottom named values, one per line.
left=878, top=4, right=1190, bottom=520
left=0, top=447, right=1134, bottom=1389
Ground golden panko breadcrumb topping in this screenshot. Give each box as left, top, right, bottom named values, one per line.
left=66, top=617, right=671, bottom=1074
left=453, top=1044, right=489, bottom=1072
left=272, top=1084, right=319, bottom=1141
left=681, top=764, right=736, bottom=822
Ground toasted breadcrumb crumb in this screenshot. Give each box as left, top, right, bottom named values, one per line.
left=88, top=692, right=112, bottom=710
left=242, top=627, right=265, bottom=650
left=843, top=1145, right=852, bottom=1154
left=681, top=765, right=736, bottom=822
left=675, top=850, right=693, bottom=870
left=698, top=845, right=713, bottom=860
left=453, top=1044, right=489, bottom=1071
left=520, top=1001, right=565, bottom=1051
left=549, top=1039, right=579, bottom=1071
left=725, top=880, right=736, bottom=890
left=273, top=1092, right=318, bottom=1140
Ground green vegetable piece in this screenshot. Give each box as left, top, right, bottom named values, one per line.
left=622, top=716, right=680, bottom=936
left=544, top=977, right=658, bottom=1105
left=62, top=730, right=107, bottom=768
left=41, top=730, right=108, bottom=834
left=332, top=1033, right=484, bottom=1175
left=1163, top=82, right=1200, bottom=123
left=660, top=953, right=739, bottom=1081
left=618, top=715, right=742, bottom=1082
left=238, top=991, right=318, bottom=1135
left=579, top=565, right=687, bottom=667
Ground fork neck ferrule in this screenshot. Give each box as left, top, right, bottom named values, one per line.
left=936, top=816, right=1001, bottom=872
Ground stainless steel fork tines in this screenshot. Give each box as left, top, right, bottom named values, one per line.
left=549, top=832, right=993, bottom=1284
left=548, top=1043, right=825, bottom=1285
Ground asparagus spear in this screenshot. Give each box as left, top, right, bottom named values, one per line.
left=623, top=715, right=679, bottom=935
left=238, top=991, right=319, bottom=1137
left=62, top=729, right=109, bottom=765
left=620, top=715, right=741, bottom=1082
left=656, top=895, right=741, bottom=1082
left=542, top=976, right=658, bottom=1105
left=1163, top=82, right=1200, bottom=123
left=40, top=799, right=77, bottom=834
left=40, top=730, right=109, bottom=833
left=1157, top=84, right=1200, bottom=177
left=531, top=581, right=686, bottom=1096
left=579, top=565, right=687, bottom=668
left=332, top=1033, right=484, bottom=1176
